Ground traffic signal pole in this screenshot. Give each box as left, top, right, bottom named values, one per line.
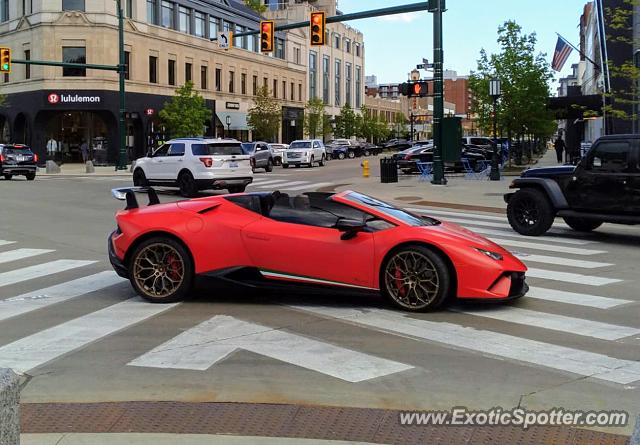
left=430, top=0, right=446, bottom=185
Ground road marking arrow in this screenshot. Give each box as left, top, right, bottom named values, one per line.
left=128, top=315, right=413, bottom=382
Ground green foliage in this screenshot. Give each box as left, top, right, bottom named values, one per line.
left=468, top=21, right=555, bottom=141
left=159, top=81, right=212, bottom=138
left=243, top=0, right=267, bottom=14
left=334, top=104, right=358, bottom=138
left=247, top=85, right=282, bottom=141
left=303, top=98, right=326, bottom=139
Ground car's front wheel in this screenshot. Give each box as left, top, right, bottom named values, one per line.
left=133, top=168, right=148, bottom=187
left=26, top=172, right=35, bottom=181
left=319, top=155, right=326, bottom=166
left=265, top=159, right=274, bottom=172
left=338, top=152, right=346, bottom=160
left=348, top=150, right=356, bottom=159
left=178, top=171, right=198, bottom=197
left=364, top=149, right=371, bottom=156
left=129, top=237, right=194, bottom=303
left=3, top=174, right=12, bottom=180
left=227, top=185, right=246, bottom=193
left=563, top=217, right=603, bottom=232
left=381, top=245, right=451, bottom=312
left=309, top=156, right=315, bottom=168
left=507, top=188, right=555, bottom=236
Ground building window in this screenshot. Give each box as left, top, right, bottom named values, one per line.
left=185, top=62, right=192, bottom=83
left=229, top=71, right=235, bottom=93
left=149, top=55, right=158, bottom=83
left=24, top=50, right=30, bottom=80
left=263, top=76, right=268, bottom=88
left=0, top=0, right=8, bottom=21
left=334, top=33, right=340, bottom=49
left=322, top=55, right=330, bottom=105
left=168, top=59, right=176, bottom=85
left=194, top=11, right=205, bottom=37
left=294, top=47, right=301, bottom=64
left=201, top=66, right=207, bottom=89
left=291, top=82, right=294, bottom=101
left=345, top=39, right=351, bottom=54
left=298, top=83, right=302, bottom=102
left=124, top=51, right=130, bottom=80
left=273, top=79, right=277, bottom=98
left=335, top=59, right=341, bottom=106
left=253, top=75, right=258, bottom=95
left=235, top=26, right=247, bottom=49
left=62, top=0, right=84, bottom=11
left=223, top=20, right=232, bottom=33
left=355, top=43, right=361, bottom=58
left=178, top=6, right=191, bottom=33
left=275, top=38, right=285, bottom=59
left=215, top=68, right=222, bottom=91
left=282, top=80, right=286, bottom=100
left=355, top=66, right=362, bottom=108
left=125, top=0, right=133, bottom=17
left=161, top=1, right=174, bottom=29
left=209, top=17, right=219, bottom=37
left=309, top=51, right=317, bottom=100
left=147, top=0, right=157, bottom=24
left=247, top=30, right=255, bottom=52
left=241, top=73, right=247, bottom=95
left=62, top=47, right=86, bottom=77
left=345, top=62, right=352, bottom=107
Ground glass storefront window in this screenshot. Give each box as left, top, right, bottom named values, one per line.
left=45, top=112, right=109, bottom=163
left=62, top=47, right=86, bottom=77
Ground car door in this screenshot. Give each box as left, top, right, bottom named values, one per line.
left=564, top=139, right=633, bottom=213
left=162, top=143, right=186, bottom=180
left=626, top=142, right=640, bottom=213
left=145, top=143, right=171, bottom=179
left=255, top=143, right=269, bottom=167
left=241, top=206, right=376, bottom=289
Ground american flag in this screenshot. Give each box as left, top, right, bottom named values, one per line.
left=552, top=36, right=573, bottom=72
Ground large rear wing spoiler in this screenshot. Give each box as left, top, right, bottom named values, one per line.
left=111, top=187, right=160, bottom=210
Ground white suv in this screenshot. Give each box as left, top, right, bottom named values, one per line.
left=132, top=138, right=253, bottom=197
left=282, top=139, right=327, bottom=168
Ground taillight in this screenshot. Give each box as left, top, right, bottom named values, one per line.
left=404, top=154, right=412, bottom=160
left=34, top=154, right=39, bottom=162
left=0, top=154, right=4, bottom=162
left=250, top=158, right=256, bottom=167
left=199, top=157, right=213, bottom=168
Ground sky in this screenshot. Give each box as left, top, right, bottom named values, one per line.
left=338, top=0, right=588, bottom=93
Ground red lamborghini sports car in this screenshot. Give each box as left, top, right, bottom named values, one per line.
left=108, top=188, right=528, bottom=312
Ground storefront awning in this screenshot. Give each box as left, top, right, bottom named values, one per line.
left=547, top=95, right=607, bottom=120
left=216, top=111, right=249, bottom=131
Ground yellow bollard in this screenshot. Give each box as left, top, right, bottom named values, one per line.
left=362, top=159, right=370, bottom=178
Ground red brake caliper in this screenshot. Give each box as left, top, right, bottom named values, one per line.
left=166, top=254, right=182, bottom=280
left=394, top=267, right=406, bottom=297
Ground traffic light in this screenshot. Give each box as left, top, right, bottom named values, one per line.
left=399, top=81, right=429, bottom=97
left=0, top=48, right=11, bottom=73
left=260, top=20, right=275, bottom=53
left=310, top=11, right=326, bottom=46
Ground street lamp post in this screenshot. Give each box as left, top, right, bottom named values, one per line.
left=115, top=0, right=127, bottom=171
left=226, top=115, right=232, bottom=137
left=489, top=78, right=501, bottom=181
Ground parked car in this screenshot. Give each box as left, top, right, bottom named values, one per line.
left=383, top=139, right=413, bottom=151
left=0, top=144, right=38, bottom=180
left=505, top=134, right=640, bottom=236
left=326, top=139, right=362, bottom=160
left=461, top=136, right=494, bottom=155
left=241, top=142, right=275, bottom=172
left=282, top=139, right=327, bottom=168
left=360, top=142, right=383, bottom=156
left=132, top=138, right=253, bottom=197
left=267, top=143, right=288, bottom=165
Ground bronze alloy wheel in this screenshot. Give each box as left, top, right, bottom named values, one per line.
left=133, top=242, right=185, bottom=299
left=383, top=248, right=449, bottom=311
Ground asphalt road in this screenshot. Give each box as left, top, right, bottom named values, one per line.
left=1, top=161, right=639, bottom=435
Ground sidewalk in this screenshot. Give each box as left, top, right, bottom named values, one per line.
left=37, top=163, right=133, bottom=176
left=22, top=433, right=377, bottom=445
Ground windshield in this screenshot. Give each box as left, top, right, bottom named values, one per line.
left=192, top=143, right=243, bottom=156
left=4, top=147, right=33, bottom=155
left=240, top=143, right=256, bottom=154
left=342, top=192, right=439, bottom=226
left=290, top=141, right=312, bottom=149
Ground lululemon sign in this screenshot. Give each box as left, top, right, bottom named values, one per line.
left=46, top=92, right=101, bottom=105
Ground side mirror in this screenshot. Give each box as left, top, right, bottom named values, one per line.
left=335, top=218, right=365, bottom=240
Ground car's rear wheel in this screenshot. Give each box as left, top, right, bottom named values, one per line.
left=283, top=164, right=289, bottom=169
left=507, top=188, right=555, bottom=236
left=129, top=237, right=193, bottom=303
left=338, top=152, right=346, bottom=160
left=265, top=159, right=274, bottom=172
left=228, top=185, right=246, bottom=193
left=364, top=149, right=371, bottom=156
left=563, top=217, right=603, bottom=232
left=26, top=172, right=35, bottom=181
left=178, top=171, right=198, bottom=197
left=381, top=245, right=450, bottom=312
left=133, top=168, right=148, bottom=187
left=3, top=174, right=12, bottom=180
left=348, top=150, right=356, bottom=159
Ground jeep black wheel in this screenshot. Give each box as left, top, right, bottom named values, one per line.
left=507, top=188, right=555, bottom=236
left=563, top=217, right=603, bottom=232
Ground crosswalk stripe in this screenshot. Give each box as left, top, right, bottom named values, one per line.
left=453, top=306, right=640, bottom=340
left=248, top=179, right=292, bottom=186
left=488, top=238, right=605, bottom=256
left=514, top=253, right=612, bottom=269
left=0, top=298, right=177, bottom=374
left=0, top=249, right=55, bottom=265
left=526, top=287, right=634, bottom=309
left=0, top=241, right=16, bottom=247
left=291, top=305, right=640, bottom=384
left=128, top=315, right=412, bottom=382
left=283, top=182, right=334, bottom=191
left=0, top=260, right=97, bottom=288
left=257, top=181, right=308, bottom=189
left=526, top=268, right=621, bottom=286
left=455, top=226, right=595, bottom=246
left=0, top=271, right=127, bottom=322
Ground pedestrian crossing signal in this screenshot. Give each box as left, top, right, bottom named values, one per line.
left=260, top=21, right=275, bottom=53
left=310, top=12, right=326, bottom=46
left=400, top=81, right=429, bottom=97
left=0, top=48, right=11, bottom=73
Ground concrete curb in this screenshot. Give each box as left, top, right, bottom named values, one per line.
left=0, top=369, right=20, bottom=445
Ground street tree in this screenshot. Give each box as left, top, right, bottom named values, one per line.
left=393, top=113, right=409, bottom=139
left=334, top=104, right=358, bottom=138
left=469, top=21, right=555, bottom=162
left=159, top=81, right=212, bottom=139
left=243, top=0, right=266, bottom=14
left=247, top=85, right=282, bottom=141
left=303, top=98, right=326, bottom=139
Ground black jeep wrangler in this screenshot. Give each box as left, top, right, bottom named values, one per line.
left=504, top=134, right=640, bottom=236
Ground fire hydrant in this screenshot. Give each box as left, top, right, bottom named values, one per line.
left=361, top=159, right=370, bottom=178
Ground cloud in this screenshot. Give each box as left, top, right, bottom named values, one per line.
left=379, top=12, right=424, bottom=23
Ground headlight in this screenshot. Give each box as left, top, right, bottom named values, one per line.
left=474, top=248, right=503, bottom=261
